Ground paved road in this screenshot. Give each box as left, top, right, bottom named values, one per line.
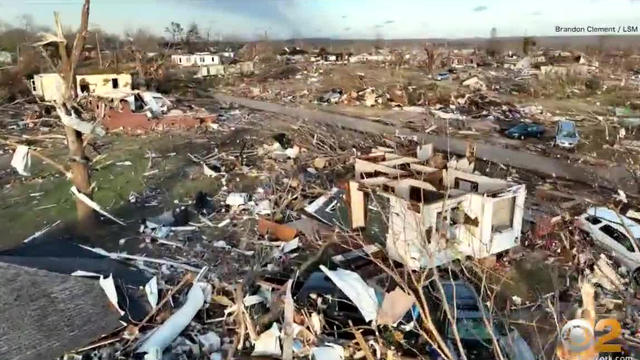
left=214, top=93, right=637, bottom=195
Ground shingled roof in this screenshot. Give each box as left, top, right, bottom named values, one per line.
left=0, top=262, right=122, bottom=360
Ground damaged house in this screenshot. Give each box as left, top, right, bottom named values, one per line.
left=29, top=73, right=132, bottom=102
left=446, top=49, right=478, bottom=68
left=171, top=52, right=220, bottom=67
left=196, top=61, right=254, bottom=78
left=196, top=64, right=226, bottom=77
left=349, top=52, right=392, bottom=63
left=345, top=145, right=526, bottom=269
left=311, top=48, right=351, bottom=63
left=277, top=47, right=309, bottom=63
left=539, top=50, right=599, bottom=78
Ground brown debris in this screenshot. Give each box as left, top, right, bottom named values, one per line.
left=258, top=218, right=298, bottom=241
left=102, top=101, right=216, bottom=133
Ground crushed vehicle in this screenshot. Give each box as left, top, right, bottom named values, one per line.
left=553, top=119, right=579, bottom=149
left=317, top=88, right=344, bottom=104
left=126, top=91, right=172, bottom=116
left=504, top=122, right=545, bottom=139
left=427, top=280, right=536, bottom=360
left=576, top=207, right=640, bottom=280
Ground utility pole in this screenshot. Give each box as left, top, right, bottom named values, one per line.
left=115, top=40, right=119, bottom=72
left=96, top=32, right=102, bottom=68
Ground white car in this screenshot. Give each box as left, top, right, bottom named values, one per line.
left=576, top=207, right=640, bottom=277
left=125, top=91, right=172, bottom=117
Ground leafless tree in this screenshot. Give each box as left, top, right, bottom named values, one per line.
left=424, top=43, right=443, bottom=73
left=522, top=37, right=536, bottom=55
left=185, top=22, right=201, bottom=52
left=17, top=14, right=34, bottom=32
left=165, top=21, right=184, bottom=44
left=487, top=27, right=501, bottom=58
left=34, top=0, right=95, bottom=223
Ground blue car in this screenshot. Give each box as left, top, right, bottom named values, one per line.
left=505, top=122, right=545, bottom=139
left=554, top=119, right=579, bottom=149
left=435, top=72, right=450, bottom=81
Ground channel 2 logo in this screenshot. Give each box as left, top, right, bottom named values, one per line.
left=560, top=318, right=623, bottom=355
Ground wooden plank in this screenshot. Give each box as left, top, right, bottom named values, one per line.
left=349, top=321, right=375, bottom=360
left=348, top=180, right=366, bottom=229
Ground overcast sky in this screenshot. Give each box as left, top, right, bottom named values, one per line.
left=2, top=0, right=640, bottom=40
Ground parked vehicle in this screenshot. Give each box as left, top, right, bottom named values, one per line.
left=554, top=119, right=579, bottom=149
left=576, top=207, right=640, bottom=280
left=505, top=122, right=545, bottom=139
left=435, top=72, right=450, bottom=81
left=317, top=88, right=344, bottom=104
left=428, top=280, right=535, bottom=360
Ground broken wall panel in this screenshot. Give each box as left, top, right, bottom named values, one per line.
left=353, top=145, right=527, bottom=269
left=355, top=158, right=408, bottom=181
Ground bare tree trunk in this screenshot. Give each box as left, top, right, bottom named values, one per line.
left=65, top=0, right=93, bottom=226
left=65, top=125, right=94, bottom=223
left=52, top=0, right=94, bottom=225
left=96, top=32, right=103, bottom=68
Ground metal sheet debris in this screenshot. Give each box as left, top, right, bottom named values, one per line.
left=319, top=265, right=379, bottom=323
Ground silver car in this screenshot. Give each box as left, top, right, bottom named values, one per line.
left=554, top=119, right=579, bottom=149
left=576, top=207, right=640, bottom=279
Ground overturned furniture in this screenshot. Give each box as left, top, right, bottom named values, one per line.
left=348, top=144, right=526, bottom=269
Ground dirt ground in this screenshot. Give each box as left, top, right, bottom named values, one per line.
left=222, top=61, right=640, bottom=169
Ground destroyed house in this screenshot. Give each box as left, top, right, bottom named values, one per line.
left=76, top=73, right=132, bottom=95
left=447, top=50, right=478, bottom=68
left=278, top=47, right=309, bottom=63
left=349, top=53, right=391, bottom=63
left=311, top=49, right=350, bottom=63
left=347, top=145, right=526, bottom=269
left=196, top=61, right=254, bottom=78
left=278, top=47, right=308, bottom=56
left=197, top=64, right=225, bottom=77
left=29, top=73, right=132, bottom=102
left=171, top=53, right=220, bottom=67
